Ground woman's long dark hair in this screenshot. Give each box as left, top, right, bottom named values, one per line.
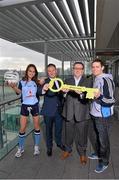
left=22, top=64, right=38, bottom=83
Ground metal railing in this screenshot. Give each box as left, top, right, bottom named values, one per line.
left=0, top=97, right=20, bottom=148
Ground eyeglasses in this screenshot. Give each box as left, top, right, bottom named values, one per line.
left=73, top=68, right=83, bottom=70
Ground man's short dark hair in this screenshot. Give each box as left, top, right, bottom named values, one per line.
left=92, top=58, right=105, bottom=67
left=73, top=62, right=84, bottom=69
left=47, top=63, right=56, bottom=69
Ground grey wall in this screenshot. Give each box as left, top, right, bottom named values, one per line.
left=96, top=0, right=119, bottom=49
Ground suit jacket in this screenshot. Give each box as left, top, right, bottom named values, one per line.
left=62, top=75, right=91, bottom=121
left=40, top=78, right=64, bottom=116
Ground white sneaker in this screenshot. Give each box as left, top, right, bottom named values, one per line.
left=15, top=148, right=24, bottom=158
left=34, top=146, right=40, bottom=156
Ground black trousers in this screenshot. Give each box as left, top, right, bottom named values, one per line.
left=62, top=118, right=89, bottom=156
left=89, top=115, right=113, bottom=165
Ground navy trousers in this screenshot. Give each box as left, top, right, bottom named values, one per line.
left=44, top=111, right=63, bottom=150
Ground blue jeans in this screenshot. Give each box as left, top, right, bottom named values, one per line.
left=44, top=112, right=63, bottom=150
left=89, top=115, right=113, bottom=165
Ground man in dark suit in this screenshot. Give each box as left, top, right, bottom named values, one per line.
left=40, top=64, right=64, bottom=156
left=61, top=62, right=91, bottom=165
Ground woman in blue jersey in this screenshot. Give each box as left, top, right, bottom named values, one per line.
left=9, top=64, right=41, bottom=158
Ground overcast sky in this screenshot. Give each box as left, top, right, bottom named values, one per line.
left=0, top=38, right=70, bottom=72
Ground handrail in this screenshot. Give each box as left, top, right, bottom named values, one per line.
left=0, top=96, right=20, bottom=107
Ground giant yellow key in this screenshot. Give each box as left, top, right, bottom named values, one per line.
left=49, top=78, right=99, bottom=99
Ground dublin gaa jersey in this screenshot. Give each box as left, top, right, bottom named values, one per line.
left=18, top=80, right=39, bottom=105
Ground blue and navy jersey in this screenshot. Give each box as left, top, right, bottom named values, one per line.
left=90, top=73, right=115, bottom=117
left=18, top=80, right=39, bottom=105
